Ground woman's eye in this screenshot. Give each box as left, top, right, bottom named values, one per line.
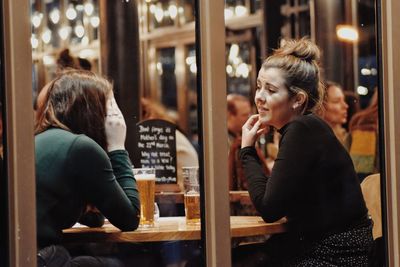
left=267, top=87, right=275, bottom=93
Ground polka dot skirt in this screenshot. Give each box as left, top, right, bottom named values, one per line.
left=284, top=220, right=374, bottom=267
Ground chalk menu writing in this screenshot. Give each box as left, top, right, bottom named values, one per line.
left=134, top=119, right=177, bottom=184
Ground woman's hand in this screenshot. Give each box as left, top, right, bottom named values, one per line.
left=241, top=115, right=268, bottom=148
left=105, top=96, right=126, bottom=152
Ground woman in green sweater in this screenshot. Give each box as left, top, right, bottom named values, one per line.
left=35, top=70, right=140, bottom=266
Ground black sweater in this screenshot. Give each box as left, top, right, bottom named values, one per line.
left=240, top=114, right=368, bottom=237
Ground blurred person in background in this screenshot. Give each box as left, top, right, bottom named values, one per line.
left=227, top=94, right=269, bottom=191
left=35, top=70, right=140, bottom=266
left=227, top=94, right=252, bottom=147
left=57, top=48, right=92, bottom=72
left=318, top=81, right=350, bottom=149
left=348, top=90, right=379, bottom=182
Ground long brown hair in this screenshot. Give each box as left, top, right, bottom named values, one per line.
left=349, top=90, right=379, bottom=132
left=35, top=70, right=112, bottom=150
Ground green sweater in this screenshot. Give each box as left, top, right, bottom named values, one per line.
left=35, top=128, right=140, bottom=248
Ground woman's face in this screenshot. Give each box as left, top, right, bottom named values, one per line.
left=323, top=85, right=348, bottom=126
left=255, top=68, right=296, bottom=129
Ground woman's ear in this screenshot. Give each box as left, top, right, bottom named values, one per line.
left=292, top=91, right=307, bottom=110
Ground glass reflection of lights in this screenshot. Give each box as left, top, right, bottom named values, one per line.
left=66, top=4, right=78, bottom=20
left=226, top=42, right=252, bottom=95
left=227, top=43, right=251, bottom=79
left=84, top=1, right=94, bottom=16
left=31, top=0, right=100, bottom=52
left=185, top=55, right=197, bottom=74
left=143, top=0, right=195, bottom=30
left=225, top=0, right=248, bottom=20
left=31, top=0, right=100, bottom=96
left=357, top=86, right=369, bottom=96
left=32, top=12, right=43, bottom=28
left=49, top=9, right=60, bottom=24
left=336, top=25, right=359, bottom=42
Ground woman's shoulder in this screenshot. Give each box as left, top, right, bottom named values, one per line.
left=280, top=114, right=332, bottom=143
left=295, top=113, right=325, bottom=124
left=285, top=114, right=325, bottom=132
left=36, top=128, right=104, bottom=155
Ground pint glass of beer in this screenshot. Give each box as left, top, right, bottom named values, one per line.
left=133, top=168, right=156, bottom=227
left=182, top=167, right=200, bottom=224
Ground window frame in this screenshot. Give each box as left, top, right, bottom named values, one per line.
left=3, top=0, right=400, bottom=266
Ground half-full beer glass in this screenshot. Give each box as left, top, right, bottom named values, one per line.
left=182, top=166, right=200, bottom=224
left=133, top=168, right=156, bottom=227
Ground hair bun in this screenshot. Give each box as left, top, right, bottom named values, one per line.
left=278, top=38, right=320, bottom=62
left=57, top=48, right=78, bottom=69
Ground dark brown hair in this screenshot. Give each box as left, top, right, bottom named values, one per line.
left=349, top=90, right=379, bottom=132
left=262, top=38, right=324, bottom=113
left=35, top=70, right=112, bottom=150
left=57, top=49, right=80, bottom=70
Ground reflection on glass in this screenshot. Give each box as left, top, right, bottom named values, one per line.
left=180, top=0, right=195, bottom=24
left=144, top=0, right=194, bottom=30
left=147, top=0, right=176, bottom=29
left=31, top=0, right=99, bottom=51
left=250, top=0, right=262, bottom=12
left=226, top=0, right=382, bottom=266
left=185, top=44, right=198, bottom=146
left=281, top=0, right=311, bottom=38
left=30, top=0, right=204, bottom=266
left=156, top=47, right=177, bottom=111
left=357, top=0, right=377, bottom=108
left=226, top=42, right=252, bottom=96
left=31, top=0, right=100, bottom=95
left=225, top=0, right=248, bottom=20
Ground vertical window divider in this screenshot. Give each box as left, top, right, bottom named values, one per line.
left=198, top=0, right=232, bottom=266
left=3, top=0, right=36, bottom=266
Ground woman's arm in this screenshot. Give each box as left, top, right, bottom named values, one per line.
left=71, top=137, right=140, bottom=231
left=78, top=205, right=105, bottom=227
left=241, top=119, right=318, bottom=222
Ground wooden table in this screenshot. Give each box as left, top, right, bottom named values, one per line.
left=63, top=216, right=286, bottom=243
left=156, top=191, right=250, bottom=204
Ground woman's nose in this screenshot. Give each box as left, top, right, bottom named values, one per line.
left=255, top=90, right=265, bottom=103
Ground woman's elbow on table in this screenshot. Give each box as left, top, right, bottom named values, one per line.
left=117, top=214, right=140, bottom=231
left=261, top=213, right=283, bottom=223
left=259, top=205, right=284, bottom=223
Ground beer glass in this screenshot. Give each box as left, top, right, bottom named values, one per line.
left=182, top=166, right=200, bottom=224
left=133, top=168, right=156, bottom=227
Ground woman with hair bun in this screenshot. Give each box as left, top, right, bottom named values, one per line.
left=237, top=39, right=373, bottom=266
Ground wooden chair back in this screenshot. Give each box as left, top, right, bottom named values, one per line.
left=360, top=173, right=382, bottom=239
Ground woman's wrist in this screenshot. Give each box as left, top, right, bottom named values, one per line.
left=107, top=145, right=125, bottom=152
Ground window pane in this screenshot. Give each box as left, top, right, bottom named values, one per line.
left=32, top=0, right=204, bottom=266
left=227, top=1, right=383, bottom=266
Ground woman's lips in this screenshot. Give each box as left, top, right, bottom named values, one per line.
left=257, top=106, right=269, bottom=113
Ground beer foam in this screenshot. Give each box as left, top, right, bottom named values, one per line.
left=134, top=174, right=156, bottom=180
left=185, top=190, right=200, bottom=195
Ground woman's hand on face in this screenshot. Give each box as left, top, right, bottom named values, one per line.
left=241, top=115, right=268, bottom=148
left=105, top=97, right=127, bottom=152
